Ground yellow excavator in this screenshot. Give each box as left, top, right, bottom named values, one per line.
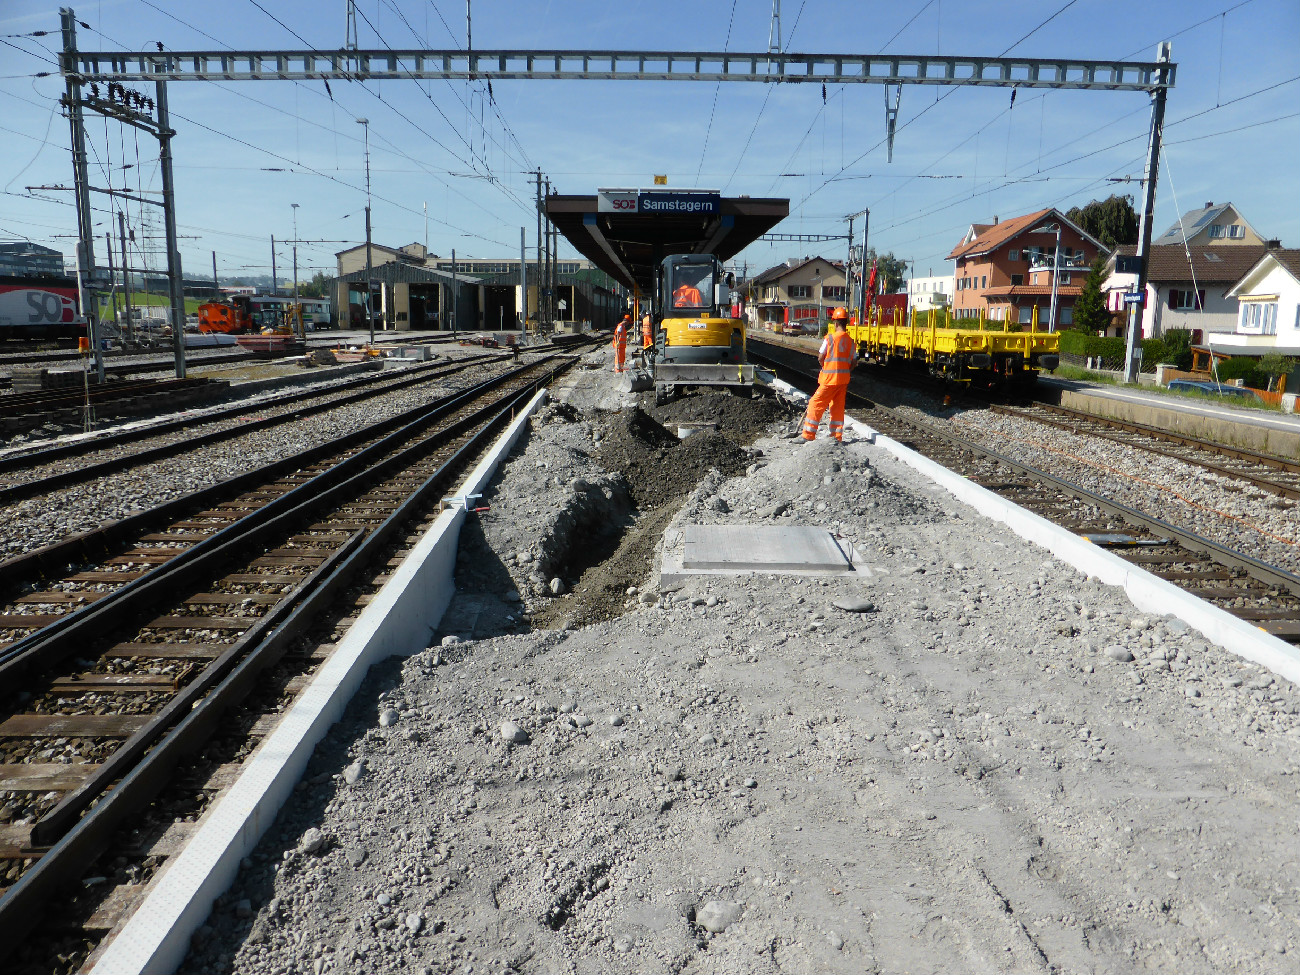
left=632, top=253, right=771, bottom=403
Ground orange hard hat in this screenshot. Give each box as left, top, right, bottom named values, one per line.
left=830, top=306, right=849, bottom=320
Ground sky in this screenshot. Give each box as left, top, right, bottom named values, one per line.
left=1, top=0, right=1297, bottom=287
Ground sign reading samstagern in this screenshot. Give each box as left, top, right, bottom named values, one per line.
left=636, top=192, right=720, bottom=214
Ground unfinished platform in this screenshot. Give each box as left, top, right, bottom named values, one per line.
left=660, top=524, right=871, bottom=586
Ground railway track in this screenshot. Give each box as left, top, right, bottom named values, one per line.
left=748, top=342, right=1300, bottom=649
left=0, top=351, right=506, bottom=505
left=990, top=402, right=1300, bottom=500
left=0, top=353, right=576, bottom=962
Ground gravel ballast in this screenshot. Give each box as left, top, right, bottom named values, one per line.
left=178, top=358, right=1300, bottom=974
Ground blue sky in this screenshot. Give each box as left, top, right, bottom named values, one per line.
left=1, top=0, right=1296, bottom=286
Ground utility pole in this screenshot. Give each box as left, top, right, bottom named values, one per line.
left=844, top=206, right=868, bottom=322
left=519, top=226, right=527, bottom=332
left=60, top=9, right=104, bottom=382
left=450, top=247, right=457, bottom=338
left=543, top=178, right=552, bottom=324
left=211, top=250, right=218, bottom=293
left=291, top=202, right=300, bottom=338
left=270, top=235, right=277, bottom=296
left=534, top=169, right=543, bottom=325
left=357, top=117, right=373, bottom=344
left=156, top=77, right=186, bottom=378
left=1124, top=42, right=1171, bottom=384
left=119, top=211, right=133, bottom=345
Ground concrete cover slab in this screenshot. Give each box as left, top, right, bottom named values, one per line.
left=682, top=525, right=850, bottom=571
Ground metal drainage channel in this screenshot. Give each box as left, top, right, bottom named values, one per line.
left=0, top=350, right=506, bottom=505
left=747, top=345, right=1300, bottom=647
left=991, top=402, right=1300, bottom=501
left=0, top=357, right=573, bottom=945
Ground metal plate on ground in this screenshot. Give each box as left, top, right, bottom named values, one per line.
left=682, top=525, right=851, bottom=572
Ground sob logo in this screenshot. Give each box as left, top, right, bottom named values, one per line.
left=0, top=288, right=78, bottom=327
left=610, top=197, right=636, bottom=210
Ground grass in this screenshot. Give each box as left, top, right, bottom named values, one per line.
left=99, top=292, right=204, bottom=316
left=1054, top=364, right=1281, bottom=412
left=1051, top=364, right=1119, bottom=385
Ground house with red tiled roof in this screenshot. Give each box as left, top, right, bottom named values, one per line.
left=748, top=256, right=846, bottom=331
left=946, top=208, right=1107, bottom=328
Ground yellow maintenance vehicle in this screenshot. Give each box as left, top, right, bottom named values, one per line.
left=635, top=253, right=770, bottom=402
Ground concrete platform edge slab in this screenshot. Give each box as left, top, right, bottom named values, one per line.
left=761, top=376, right=1300, bottom=687
left=88, top=388, right=549, bottom=975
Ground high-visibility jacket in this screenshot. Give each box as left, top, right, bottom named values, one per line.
left=817, top=329, right=854, bottom=385
left=613, top=322, right=627, bottom=347
left=641, top=317, right=654, bottom=348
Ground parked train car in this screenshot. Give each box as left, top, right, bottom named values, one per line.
left=0, top=274, right=85, bottom=342
left=850, top=306, right=1059, bottom=389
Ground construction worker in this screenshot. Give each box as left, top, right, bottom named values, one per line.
left=641, top=312, right=654, bottom=349
left=801, top=307, right=855, bottom=442
left=612, top=314, right=630, bottom=373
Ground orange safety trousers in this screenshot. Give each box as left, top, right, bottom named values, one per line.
left=613, top=326, right=627, bottom=373
left=801, top=381, right=848, bottom=441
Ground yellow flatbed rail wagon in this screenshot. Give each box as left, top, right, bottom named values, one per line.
left=849, top=310, right=1059, bottom=388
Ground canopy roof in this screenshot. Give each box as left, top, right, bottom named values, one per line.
left=545, top=194, right=788, bottom=294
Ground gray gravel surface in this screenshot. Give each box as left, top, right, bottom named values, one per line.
left=180, top=367, right=1300, bottom=975
left=0, top=355, right=516, bottom=560
left=896, top=402, right=1300, bottom=576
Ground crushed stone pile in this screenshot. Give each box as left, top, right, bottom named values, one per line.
left=646, top=389, right=793, bottom=442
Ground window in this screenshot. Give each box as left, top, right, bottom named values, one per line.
left=1011, top=274, right=1024, bottom=286
left=1240, top=302, right=1279, bottom=335
left=981, top=275, right=987, bottom=289
left=788, top=285, right=811, bottom=298
left=1059, top=307, right=1074, bottom=325
left=1009, top=249, right=1020, bottom=261
left=671, top=264, right=712, bottom=309
left=823, top=286, right=846, bottom=300
left=1209, top=224, right=1224, bottom=238
left=1019, top=306, right=1033, bottom=324
left=1061, top=273, right=1072, bottom=285
left=1169, top=289, right=1205, bottom=310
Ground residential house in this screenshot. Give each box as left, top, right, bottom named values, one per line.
left=946, top=209, right=1107, bottom=327
left=907, top=273, right=954, bottom=313
left=749, top=256, right=846, bottom=330
left=1152, top=202, right=1265, bottom=248
left=1218, top=249, right=1300, bottom=356
left=1103, top=243, right=1271, bottom=339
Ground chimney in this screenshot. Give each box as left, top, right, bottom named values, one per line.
left=992, top=216, right=999, bottom=225
left=1267, top=239, right=1281, bottom=249
left=1205, top=201, right=1214, bottom=209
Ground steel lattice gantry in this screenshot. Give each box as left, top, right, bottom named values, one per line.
left=61, top=49, right=1175, bottom=92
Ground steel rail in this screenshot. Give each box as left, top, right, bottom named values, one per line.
left=0, top=371, right=558, bottom=945
left=0, top=353, right=500, bottom=502
left=0, top=356, right=562, bottom=680
left=747, top=344, right=1300, bottom=599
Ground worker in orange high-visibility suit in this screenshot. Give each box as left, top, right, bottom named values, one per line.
left=612, top=314, right=630, bottom=373
left=641, top=312, right=654, bottom=349
left=801, top=307, right=855, bottom=442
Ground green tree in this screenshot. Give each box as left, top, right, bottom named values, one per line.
left=865, top=248, right=908, bottom=294
left=1257, top=352, right=1295, bottom=391
left=298, top=270, right=331, bottom=298
left=1072, top=256, right=1110, bottom=333
left=1066, top=195, right=1139, bottom=250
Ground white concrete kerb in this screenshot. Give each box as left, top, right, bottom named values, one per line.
left=773, top=378, right=1300, bottom=686
left=90, top=387, right=551, bottom=975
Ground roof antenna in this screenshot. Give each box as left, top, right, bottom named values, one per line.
left=884, top=84, right=902, bottom=163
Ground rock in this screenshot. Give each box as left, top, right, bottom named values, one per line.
left=379, top=708, right=400, bottom=728
left=298, top=827, right=326, bottom=855
left=235, top=898, right=252, bottom=919
left=574, top=714, right=594, bottom=728
left=639, top=591, right=658, bottom=604
left=559, top=701, right=577, bottom=714
left=743, top=778, right=758, bottom=789
left=1184, top=686, right=1202, bottom=698
left=833, top=596, right=876, bottom=613
left=613, top=937, right=633, bottom=952
left=376, top=893, right=391, bottom=906
left=343, top=761, right=365, bottom=785
left=608, top=714, right=624, bottom=727
left=1105, top=645, right=1135, bottom=662
left=699, top=734, right=717, bottom=746
left=500, top=721, right=529, bottom=744
left=697, top=900, right=743, bottom=934
left=828, top=931, right=845, bottom=950
left=441, top=635, right=461, bottom=647
left=405, top=913, right=424, bottom=934
left=549, top=577, right=567, bottom=596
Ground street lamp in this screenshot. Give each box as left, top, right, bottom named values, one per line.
left=1030, top=221, right=1063, bottom=333
left=290, top=202, right=299, bottom=337
left=356, top=117, right=373, bottom=346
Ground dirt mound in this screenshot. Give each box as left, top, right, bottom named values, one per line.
left=595, top=407, right=752, bottom=508
left=648, top=388, right=794, bottom=440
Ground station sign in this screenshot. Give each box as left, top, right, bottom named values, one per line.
left=596, top=188, right=721, bottom=215
left=1122, top=292, right=1145, bottom=305
left=637, top=192, right=720, bottom=215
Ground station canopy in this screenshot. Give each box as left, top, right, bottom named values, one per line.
left=546, top=189, right=788, bottom=294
